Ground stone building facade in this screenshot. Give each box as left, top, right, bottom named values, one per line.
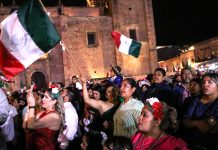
left=158, top=36, right=218, bottom=76
left=158, top=50, right=195, bottom=76
left=193, top=36, right=218, bottom=62
left=0, top=0, right=157, bottom=90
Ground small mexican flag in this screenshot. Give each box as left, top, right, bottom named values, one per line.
left=111, top=31, right=141, bottom=58
left=0, top=0, right=61, bottom=79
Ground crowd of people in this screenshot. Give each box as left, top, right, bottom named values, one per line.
left=0, top=65, right=218, bottom=150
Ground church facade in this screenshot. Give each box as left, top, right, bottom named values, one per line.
left=0, top=0, right=157, bottom=90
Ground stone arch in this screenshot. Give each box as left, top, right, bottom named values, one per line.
left=31, top=71, right=47, bottom=90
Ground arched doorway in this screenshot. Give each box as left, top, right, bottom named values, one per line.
left=31, top=72, right=47, bottom=90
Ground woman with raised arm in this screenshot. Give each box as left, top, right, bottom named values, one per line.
left=80, top=76, right=120, bottom=136
left=131, top=97, right=187, bottom=150
left=23, top=86, right=65, bottom=150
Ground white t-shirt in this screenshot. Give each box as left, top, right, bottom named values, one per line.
left=76, top=82, right=82, bottom=90
left=0, top=109, right=15, bottom=141
left=63, top=102, right=78, bottom=140
left=0, top=88, right=8, bottom=107
left=0, top=88, right=16, bottom=142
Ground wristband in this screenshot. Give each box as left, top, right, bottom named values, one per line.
left=29, top=106, right=36, bottom=109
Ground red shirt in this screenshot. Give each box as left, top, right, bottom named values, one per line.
left=131, top=132, right=188, bottom=150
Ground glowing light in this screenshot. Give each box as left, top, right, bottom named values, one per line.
left=60, top=41, right=65, bottom=51
left=208, top=64, right=217, bottom=70
left=189, top=46, right=195, bottom=50
left=87, top=0, right=95, bottom=7
left=39, top=53, right=48, bottom=60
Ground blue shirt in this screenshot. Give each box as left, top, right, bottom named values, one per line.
left=183, top=96, right=218, bottom=149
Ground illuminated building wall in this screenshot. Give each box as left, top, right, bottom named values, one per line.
left=0, top=0, right=157, bottom=90
left=158, top=50, right=195, bottom=75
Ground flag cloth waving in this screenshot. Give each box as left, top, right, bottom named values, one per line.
left=0, top=0, right=61, bottom=79
left=111, top=31, right=141, bottom=58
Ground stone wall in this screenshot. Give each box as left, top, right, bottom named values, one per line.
left=0, top=1, right=158, bottom=90
left=46, top=7, right=101, bottom=17
left=60, top=16, right=115, bottom=85
left=111, top=0, right=157, bottom=75
left=158, top=50, right=195, bottom=75
left=193, top=36, right=218, bottom=62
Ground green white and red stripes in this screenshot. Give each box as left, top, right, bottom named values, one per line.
left=0, top=0, right=60, bottom=79
left=111, top=31, right=141, bottom=58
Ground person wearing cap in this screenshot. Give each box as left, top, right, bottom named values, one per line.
left=107, top=65, right=123, bottom=88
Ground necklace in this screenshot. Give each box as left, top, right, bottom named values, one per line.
left=148, top=132, right=163, bottom=150
left=133, top=132, right=163, bottom=150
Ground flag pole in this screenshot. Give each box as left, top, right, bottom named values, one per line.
left=38, top=0, right=47, bottom=13
left=60, top=41, right=83, bottom=75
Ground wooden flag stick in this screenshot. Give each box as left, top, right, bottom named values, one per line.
left=38, top=0, right=47, bottom=13
left=60, top=41, right=82, bottom=75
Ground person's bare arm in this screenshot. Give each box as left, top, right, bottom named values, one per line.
left=28, top=113, right=61, bottom=130
left=80, top=76, right=102, bottom=111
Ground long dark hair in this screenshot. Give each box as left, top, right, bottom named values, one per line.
left=104, top=83, right=120, bottom=104
left=202, top=73, right=218, bottom=86
left=123, top=78, right=141, bottom=100
left=104, top=136, right=133, bottom=150
left=85, top=131, right=103, bottom=150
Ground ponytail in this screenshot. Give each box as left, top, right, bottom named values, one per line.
left=160, top=103, right=178, bottom=133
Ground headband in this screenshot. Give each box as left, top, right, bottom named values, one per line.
left=51, top=87, right=60, bottom=100
left=146, top=97, right=163, bottom=120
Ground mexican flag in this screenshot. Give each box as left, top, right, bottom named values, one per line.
left=0, top=0, right=61, bottom=79
left=111, top=31, right=141, bottom=58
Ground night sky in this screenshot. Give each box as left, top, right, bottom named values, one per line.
left=153, top=0, right=218, bottom=45
left=1, top=0, right=218, bottom=45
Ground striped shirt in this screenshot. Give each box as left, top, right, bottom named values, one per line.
left=113, top=98, right=144, bottom=137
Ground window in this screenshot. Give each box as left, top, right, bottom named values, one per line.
left=87, top=32, right=98, bottom=47
left=129, top=29, right=137, bottom=41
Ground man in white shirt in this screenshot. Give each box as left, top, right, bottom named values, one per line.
left=59, top=87, right=79, bottom=150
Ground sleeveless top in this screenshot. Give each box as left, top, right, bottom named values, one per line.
left=101, top=104, right=120, bottom=122
left=33, top=110, right=60, bottom=150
